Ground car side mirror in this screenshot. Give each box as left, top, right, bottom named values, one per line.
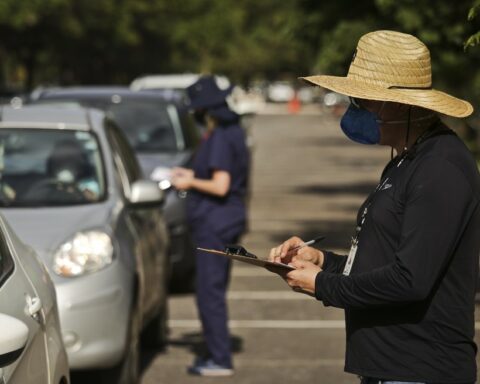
left=0, top=314, right=29, bottom=368
left=128, top=180, right=165, bottom=207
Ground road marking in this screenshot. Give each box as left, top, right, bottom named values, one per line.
left=169, top=319, right=346, bottom=329
left=153, top=357, right=345, bottom=367
left=227, top=290, right=312, bottom=300
left=170, top=319, right=480, bottom=330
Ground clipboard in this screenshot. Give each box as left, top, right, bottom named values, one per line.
left=197, top=247, right=295, bottom=272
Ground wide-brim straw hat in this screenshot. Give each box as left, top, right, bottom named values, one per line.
left=302, top=30, right=473, bottom=118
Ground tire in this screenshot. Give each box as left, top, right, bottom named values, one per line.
left=101, top=307, right=140, bottom=384
left=141, top=299, right=169, bottom=351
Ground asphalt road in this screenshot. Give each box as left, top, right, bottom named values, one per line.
left=140, top=104, right=480, bottom=384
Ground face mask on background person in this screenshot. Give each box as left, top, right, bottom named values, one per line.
left=56, top=168, right=76, bottom=183
left=340, top=101, right=381, bottom=145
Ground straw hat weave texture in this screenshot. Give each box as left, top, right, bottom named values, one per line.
left=302, top=30, right=473, bottom=118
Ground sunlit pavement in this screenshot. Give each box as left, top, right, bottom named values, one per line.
left=140, top=105, right=480, bottom=383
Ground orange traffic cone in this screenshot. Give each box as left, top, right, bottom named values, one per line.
left=288, top=92, right=301, bottom=114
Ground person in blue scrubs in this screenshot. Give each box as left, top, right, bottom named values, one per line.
left=171, top=75, right=249, bottom=377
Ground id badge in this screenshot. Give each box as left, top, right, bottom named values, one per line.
left=343, top=243, right=358, bottom=276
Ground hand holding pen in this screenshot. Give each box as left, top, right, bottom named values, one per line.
left=268, top=235, right=325, bottom=266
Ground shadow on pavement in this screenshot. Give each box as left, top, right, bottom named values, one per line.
left=292, top=181, right=377, bottom=196
left=294, top=136, right=360, bottom=147
left=167, top=331, right=244, bottom=359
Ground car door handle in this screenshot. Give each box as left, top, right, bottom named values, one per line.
left=26, top=295, right=42, bottom=321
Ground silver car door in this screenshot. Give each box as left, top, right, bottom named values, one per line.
left=111, top=125, right=167, bottom=318
left=105, top=124, right=155, bottom=315
left=0, top=220, right=49, bottom=384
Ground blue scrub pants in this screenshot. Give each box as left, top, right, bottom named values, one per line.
left=193, top=226, right=236, bottom=368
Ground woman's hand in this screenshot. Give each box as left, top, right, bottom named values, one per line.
left=284, top=259, right=321, bottom=296
left=269, top=236, right=324, bottom=267
left=171, top=167, right=194, bottom=190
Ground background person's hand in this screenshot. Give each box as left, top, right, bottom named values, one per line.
left=284, top=259, right=321, bottom=296
left=171, top=167, right=194, bottom=190
left=171, top=167, right=194, bottom=179
left=269, top=236, right=324, bottom=267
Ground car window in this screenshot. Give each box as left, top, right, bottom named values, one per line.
left=0, top=129, right=106, bottom=207
left=0, top=225, right=15, bottom=288
left=106, top=122, right=142, bottom=198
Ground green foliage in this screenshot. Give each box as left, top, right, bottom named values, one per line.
left=0, top=0, right=479, bottom=107
left=465, top=0, right=480, bottom=48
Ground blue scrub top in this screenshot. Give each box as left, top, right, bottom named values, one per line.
left=187, top=122, right=249, bottom=240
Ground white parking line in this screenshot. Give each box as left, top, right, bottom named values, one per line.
left=227, top=290, right=312, bottom=300
left=169, top=320, right=346, bottom=329
left=169, top=319, right=480, bottom=330
left=155, top=357, right=345, bottom=367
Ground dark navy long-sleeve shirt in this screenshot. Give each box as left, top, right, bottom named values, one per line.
left=315, top=125, right=480, bottom=383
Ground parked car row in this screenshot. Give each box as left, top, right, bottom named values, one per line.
left=0, top=103, right=170, bottom=383
left=0, top=74, right=256, bottom=383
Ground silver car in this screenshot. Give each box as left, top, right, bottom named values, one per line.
left=0, top=105, right=169, bottom=383
left=31, top=88, right=200, bottom=290
left=0, top=213, right=70, bottom=384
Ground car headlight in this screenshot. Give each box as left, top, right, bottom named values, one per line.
left=53, top=231, right=114, bottom=277
left=150, top=167, right=172, bottom=190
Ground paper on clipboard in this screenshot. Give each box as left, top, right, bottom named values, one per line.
left=197, top=247, right=295, bottom=272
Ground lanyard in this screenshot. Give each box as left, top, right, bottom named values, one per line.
left=352, top=176, right=392, bottom=246
left=344, top=151, right=407, bottom=276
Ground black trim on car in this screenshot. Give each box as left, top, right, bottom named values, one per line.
left=0, top=225, right=15, bottom=288
left=0, top=346, right=25, bottom=368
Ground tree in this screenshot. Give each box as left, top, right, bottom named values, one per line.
left=465, top=0, right=480, bottom=48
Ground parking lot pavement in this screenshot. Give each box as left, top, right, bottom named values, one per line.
left=140, top=110, right=480, bottom=383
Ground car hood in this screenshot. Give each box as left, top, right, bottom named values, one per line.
left=1, top=202, right=116, bottom=258
left=137, top=151, right=192, bottom=179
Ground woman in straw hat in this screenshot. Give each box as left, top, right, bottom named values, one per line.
left=269, top=30, right=480, bottom=383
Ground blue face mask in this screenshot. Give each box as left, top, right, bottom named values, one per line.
left=340, top=103, right=381, bottom=145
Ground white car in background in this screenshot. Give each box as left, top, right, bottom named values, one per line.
left=130, top=73, right=231, bottom=105
left=0, top=213, right=70, bottom=384
left=130, top=73, right=264, bottom=115
left=266, top=81, right=295, bottom=103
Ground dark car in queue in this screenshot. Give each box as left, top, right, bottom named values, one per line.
left=31, top=87, right=200, bottom=290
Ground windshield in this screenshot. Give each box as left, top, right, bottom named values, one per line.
left=0, top=129, right=105, bottom=207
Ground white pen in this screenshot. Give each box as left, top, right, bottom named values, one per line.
left=290, top=235, right=326, bottom=253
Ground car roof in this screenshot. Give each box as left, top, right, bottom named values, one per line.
left=0, top=104, right=103, bottom=131
left=130, top=74, right=231, bottom=91
left=130, top=74, right=201, bottom=90
left=33, top=86, right=177, bottom=104
left=30, top=86, right=190, bottom=113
